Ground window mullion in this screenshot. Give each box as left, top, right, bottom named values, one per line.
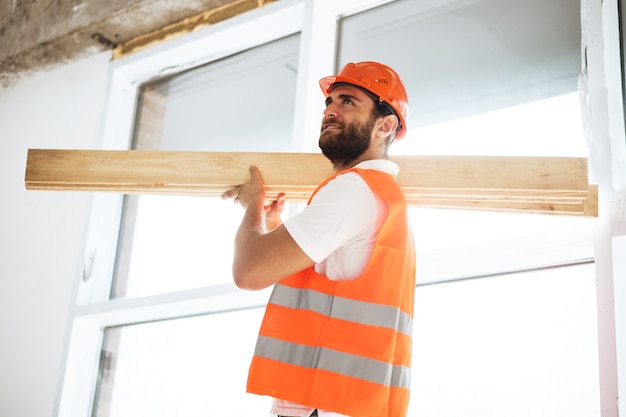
left=292, top=0, right=338, bottom=151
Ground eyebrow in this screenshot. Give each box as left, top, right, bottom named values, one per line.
left=325, top=93, right=363, bottom=106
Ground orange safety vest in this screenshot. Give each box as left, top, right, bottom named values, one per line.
left=247, top=167, right=416, bottom=417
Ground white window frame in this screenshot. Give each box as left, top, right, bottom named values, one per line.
left=55, top=0, right=626, bottom=416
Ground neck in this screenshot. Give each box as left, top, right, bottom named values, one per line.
left=332, top=161, right=353, bottom=172
left=332, top=153, right=386, bottom=173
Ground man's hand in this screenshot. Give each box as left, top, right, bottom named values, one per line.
left=221, top=165, right=266, bottom=210
left=264, top=192, right=286, bottom=231
left=219, top=165, right=314, bottom=290
left=222, top=165, right=286, bottom=232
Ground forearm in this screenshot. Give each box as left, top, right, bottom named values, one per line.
left=223, top=168, right=310, bottom=289
left=231, top=207, right=314, bottom=290
left=232, top=203, right=270, bottom=289
left=234, top=202, right=265, bottom=260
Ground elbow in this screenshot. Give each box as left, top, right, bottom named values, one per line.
left=232, top=267, right=268, bottom=291
left=233, top=276, right=259, bottom=291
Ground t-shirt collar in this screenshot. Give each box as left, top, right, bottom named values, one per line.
left=353, top=159, right=400, bottom=178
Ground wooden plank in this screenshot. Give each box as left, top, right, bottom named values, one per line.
left=24, top=149, right=598, bottom=216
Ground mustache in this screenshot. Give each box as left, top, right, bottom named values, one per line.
left=321, top=118, right=343, bottom=132
left=322, top=117, right=341, bottom=125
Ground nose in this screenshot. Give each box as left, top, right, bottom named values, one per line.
left=324, top=101, right=338, bottom=118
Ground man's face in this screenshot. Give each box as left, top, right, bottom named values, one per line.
left=319, top=85, right=378, bottom=167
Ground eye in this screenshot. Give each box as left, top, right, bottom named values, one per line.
left=342, top=97, right=353, bottom=105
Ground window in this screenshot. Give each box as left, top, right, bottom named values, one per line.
left=93, top=308, right=268, bottom=417
left=114, top=34, right=300, bottom=299
left=92, top=34, right=300, bottom=416
left=410, top=264, right=599, bottom=417
left=336, top=0, right=591, bottom=281
left=59, top=1, right=601, bottom=416
left=338, top=2, right=599, bottom=415
left=339, top=0, right=583, bottom=154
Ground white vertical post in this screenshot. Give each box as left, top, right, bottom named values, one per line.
left=583, top=0, right=625, bottom=415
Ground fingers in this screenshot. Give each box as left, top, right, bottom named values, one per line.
left=221, top=186, right=240, bottom=201
left=274, top=192, right=286, bottom=210
left=249, top=165, right=264, bottom=184
left=264, top=192, right=286, bottom=212
left=221, top=165, right=265, bottom=205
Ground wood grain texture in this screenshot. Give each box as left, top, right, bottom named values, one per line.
left=24, top=149, right=598, bottom=216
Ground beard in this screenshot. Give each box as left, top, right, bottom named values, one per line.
left=319, top=114, right=377, bottom=167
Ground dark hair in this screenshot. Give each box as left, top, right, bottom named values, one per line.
left=369, top=96, right=399, bottom=145
left=352, top=85, right=402, bottom=133
left=371, top=99, right=395, bottom=119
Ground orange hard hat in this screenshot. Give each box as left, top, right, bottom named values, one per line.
left=319, top=61, right=409, bottom=139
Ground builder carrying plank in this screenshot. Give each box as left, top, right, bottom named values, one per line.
left=22, top=61, right=598, bottom=417
left=221, top=61, right=415, bottom=417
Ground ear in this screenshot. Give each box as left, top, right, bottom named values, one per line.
left=375, top=114, right=399, bottom=138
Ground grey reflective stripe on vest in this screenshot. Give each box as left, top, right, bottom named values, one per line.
left=270, top=284, right=413, bottom=337
left=255, top=335, right=411, bottom=389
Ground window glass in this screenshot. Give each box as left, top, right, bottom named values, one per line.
left=92, top=308, right=269, bottom=417
left=112, top=34, right=300, bottom=298
left=409, top=264, right=600, bottom=417
left=338, top=0, right=591, bottom=280
left=411, top=208, right=594, bottom=284
left=339, top=0, right=584, bottom=156
left=136, top=35, right=300, bottom=153
left=338, top=4, right=599, bottom=414
left=115, top=196, right=241, bottom=297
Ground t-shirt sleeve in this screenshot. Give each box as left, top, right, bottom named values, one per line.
left=283, top=172, right=381, bottom=263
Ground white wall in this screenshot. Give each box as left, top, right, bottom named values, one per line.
left=0, top=52, right=112, bottom=417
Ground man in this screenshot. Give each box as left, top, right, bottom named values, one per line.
left=222, top=61, right=416, bottom=417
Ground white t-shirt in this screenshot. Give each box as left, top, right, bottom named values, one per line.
left=270, top=159, right=399, bottom=417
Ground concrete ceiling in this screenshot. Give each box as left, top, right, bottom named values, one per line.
left=0, top=0, right=270, bottom=88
